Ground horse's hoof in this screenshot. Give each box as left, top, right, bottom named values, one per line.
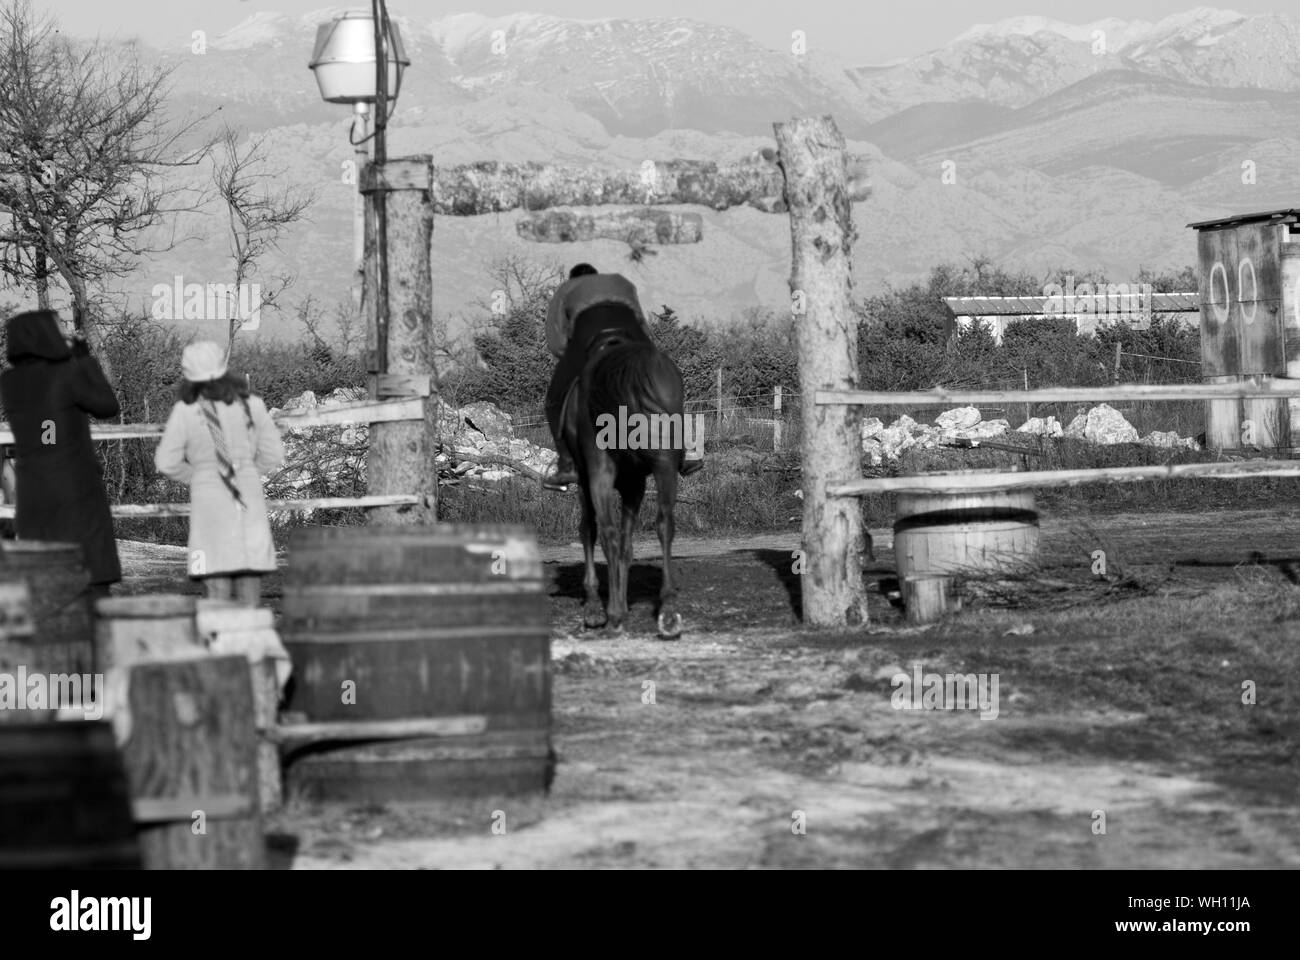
left=583, top=608, right=608, bottom=630
left=657, top=611, right=683, bottom=639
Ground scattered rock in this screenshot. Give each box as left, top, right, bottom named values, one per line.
left=935, top=406, right=981, bottom=431
left=1064, top=403, right=1139, bottom=445
left=1017, top=416, right=1063, bottom=438
left=863, top=436, right=884, bottom=467
left=860, top=416, right=885, bottom=440
left=267, top=393, right=560, bottom=518
left=877, top=416, right=919, bottom=460
left=456, top=400, right=515, bottom=438
left=956, top=419, right=1010, bottom=440
left=1140, top=430, right=1199, bottom=451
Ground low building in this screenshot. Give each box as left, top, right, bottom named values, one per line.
left=943, top=293, right=1200, bottom=345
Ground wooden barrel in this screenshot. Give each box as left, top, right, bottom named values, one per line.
left=900, top=575, right=962, bottom=625
left=121, top=655, right=265, bottom=869
left=95, top=595, right=200, bottom=672
left=894, top=482, right=1039, bottom=622
left=280, top=524, right=552, bottom=803
left=894, top=488, right=1039, bottom=579
left=196, top=600, right=284, bottom=814
left=0, top=720, right=141, bottom=868
left=0, top=580, right=55, bottom=722
left=1, top=541, right=93, bottom=674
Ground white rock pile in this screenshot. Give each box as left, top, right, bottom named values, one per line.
left=859, top=403, right=1198, bottom=465
left=266, top=390, right=559, bottom=508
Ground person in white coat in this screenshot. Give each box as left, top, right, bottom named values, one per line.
left=155, top=341, right=285, bottom=605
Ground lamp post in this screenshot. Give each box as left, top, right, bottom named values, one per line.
left=308, top=5, right=409, bottom=372
left=309, top=9, right=437, bottom=526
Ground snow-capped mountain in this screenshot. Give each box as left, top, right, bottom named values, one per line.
left=847, top=6, right=1300, bottom=115
left=71, top=8, right=1300, bottom=340
left=951, top=8, right=1246, bottom=51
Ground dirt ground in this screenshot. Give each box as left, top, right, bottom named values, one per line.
left=120, top=508, right=1300, bottom=869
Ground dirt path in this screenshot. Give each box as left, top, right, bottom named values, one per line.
left=186, top=506, right=1300, bottom=869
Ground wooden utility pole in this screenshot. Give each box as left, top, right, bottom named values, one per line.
left=352, top=109, right=370, bottom=313
left=371, top=0, right=391, bottom=373
left=776, top=115, right=869, bottom=628
left=361, top=157, right=438, bottom=525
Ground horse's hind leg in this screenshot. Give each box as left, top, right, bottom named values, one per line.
left=579, top=480, right=605, bottom=630
left=604, top=471, right=644, bottom=632
left=653, top=462, right=682, bottom=638
left=588, top=458, right=625, bottom=630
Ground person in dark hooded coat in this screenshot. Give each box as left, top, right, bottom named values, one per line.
left=0, top=310, right=122, bottom=591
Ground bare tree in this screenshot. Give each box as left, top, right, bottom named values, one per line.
left=474, top=253, right=565, bottom=318
left=211, top=124, right=314, bottom=352
left=0, top=0, right=211, bottom=336
left=331, top=299, right=362, bottom=358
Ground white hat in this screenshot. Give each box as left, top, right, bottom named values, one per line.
left=181, top=340, right=228, bottom=382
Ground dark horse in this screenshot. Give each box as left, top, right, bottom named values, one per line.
left=562, top=330, right=689, bottom=638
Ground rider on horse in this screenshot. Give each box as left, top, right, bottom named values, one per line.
left=542, top=263, right=703, bottom=490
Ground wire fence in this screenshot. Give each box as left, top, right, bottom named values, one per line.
left=504, top=347, right=1209, bottom=452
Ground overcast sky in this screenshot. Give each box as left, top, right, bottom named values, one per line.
left=36, top=1, right=1287, bottom=65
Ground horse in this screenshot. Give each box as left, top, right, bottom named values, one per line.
left=562, top=331, right=690, bottom=638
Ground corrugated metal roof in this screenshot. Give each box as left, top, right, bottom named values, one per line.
left=1186, top=209, right=1300, bottom=230
left=943, top=293, right=1199, bottom=317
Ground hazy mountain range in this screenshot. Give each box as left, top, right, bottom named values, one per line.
left=41, top=6, right=1300, bottom=343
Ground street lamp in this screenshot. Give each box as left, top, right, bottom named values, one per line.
left=308, top=10, right=409, bottom=108
left=308, top=5, right=409, bottom=374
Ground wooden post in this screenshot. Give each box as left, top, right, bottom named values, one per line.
left=716, top=367, right=723, bottom=434
left=1113, top=342, right=1122, bottom=383
left=773, top=385, right=783, bottom=451
left=371, top=0, right=390, bottom=373
left=776, top=115, right=869, bottom=628
left=360, top=157, right=439, bottom=525
left=195, top=601, right=286, bottom=814
left=1023, top=368, right=1030, bottom=424
left=903, top=576, right=960, bottom=624
left=121, top=656, right=265, bottom=869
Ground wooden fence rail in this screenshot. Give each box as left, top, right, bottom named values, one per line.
left=816, top=380, right=1300, bottom=407
left=0, top=494, right=419, bottom=520
left=0, top=398, right=427, bottom=515
left=0, top=397, right=424, bottom=445
left=829, top=461, right=1300, bottom=496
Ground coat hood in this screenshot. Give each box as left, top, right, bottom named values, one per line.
left=6, top=310, right=71, bottom=362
